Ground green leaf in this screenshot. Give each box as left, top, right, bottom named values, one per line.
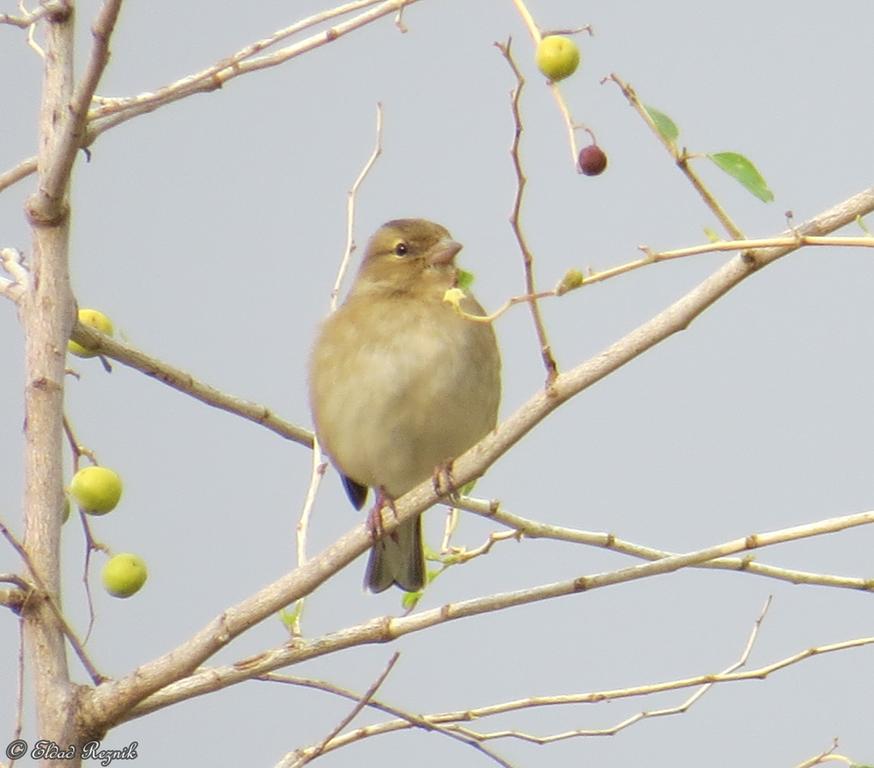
left=278, top=601, right=303, bottom=631
left=702, top=227, right=721, bottom=243
left=457, top=269, right=475, bottom=290
left=459, top=479, right=478, bottom=496
left=644, top=104, right=680, bottom=144
left=708, top=151, right=775, bottom=203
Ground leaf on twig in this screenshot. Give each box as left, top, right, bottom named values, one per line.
left=644, top=104, right=680, bottom=145
left=708, top=151, right=775, bottom=203
left=703, top=227, right=721, bottom=243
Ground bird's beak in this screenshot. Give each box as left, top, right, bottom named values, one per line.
left=428, top=238, right=463, bottom=266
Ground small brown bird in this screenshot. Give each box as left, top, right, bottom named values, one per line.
left=308, top=219, right=501, bottom=592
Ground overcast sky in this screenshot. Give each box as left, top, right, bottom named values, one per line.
left=2, top=1, right=873, bottom=766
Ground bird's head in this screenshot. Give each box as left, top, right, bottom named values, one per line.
left=353, top=219, right=463, bottom=297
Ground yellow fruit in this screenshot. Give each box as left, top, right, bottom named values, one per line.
left=69, top=466, right=123, bottom=515
left=102, top=553, right=148, bottom=598
left=62, top=495, right=71, bottom=524
left=68, top=308, right=114, bottom=357
left=535, top=35, right=581, bottom=82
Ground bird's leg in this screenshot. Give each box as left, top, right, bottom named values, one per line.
left=367, top=486, right=397, bottom=542
left=432, top=460, right=459, bottom=502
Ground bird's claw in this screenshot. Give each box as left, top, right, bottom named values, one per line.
left=367, top=487, right=397, bottom=542
left=432, top=461, right=458, bottom=500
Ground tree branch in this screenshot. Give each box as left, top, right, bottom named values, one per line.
left=0, top=1, right=419, bottom=195
left=68, top=325, right=313, bottom=447
left=68, top=186, right=874, bottom=732
left=20, top=0, right=80, bottom=753
left=458, top=496, right=874, bottom=592
left=101, top=508, right=874, bottom=722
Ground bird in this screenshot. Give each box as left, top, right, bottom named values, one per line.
left=308, top=219, right=501, bottom=592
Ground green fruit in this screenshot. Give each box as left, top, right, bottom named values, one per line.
left=68, top=308, right=114, bottom=357
left=69, top=466, right=123, bottom=515
left=62, top=495, right=71, bottom=524
left=102, top=553, right=148, bottom=598
left=535, top=35, right=580, bottom=82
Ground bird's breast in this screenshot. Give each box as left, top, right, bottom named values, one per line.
left=309, top=294, right=500, bottom=496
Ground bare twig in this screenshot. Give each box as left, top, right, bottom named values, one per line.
left=288, top=439, right=328, bottom=637
left=7, top=615, right=27, bottom=768
left=69, top=321, right=313, bottom=448
left=449, top=638, right=874, bottom=744
left=285, top=653, right=401, bottom=767
left=0, top=0, right=65, bottom=28
left=0, top=1, right=418, bottom=195
left=255, top=605, right=870, bottom=755
left=112, top=506, right=874, bottom=722
left=0, top=248, right=30, bottom=303
left=332, top=102, right=384, bottom=310
left=0, top=157, right=38, bottom=195
left=579, top=233, right=874, bottom=288
left=0, top=520, right=104, bottom=684
left=263, top=670, right=514, bottom=768
left=793, top=740, right=854, bottom=768
left=29, top=0, right=122, bottom=213
left=292, top=103, right=384, bottom=631
left=450, top=230, right=874, bottom=324
left=496, top=38, right=558, bottom=383
left=60, top=414, right=105, bottom=639
left=393, top=0, right=410, bottom=32
left=459, top=495, right=874, bottom=593
left=62, top=413, right=97, bottom=467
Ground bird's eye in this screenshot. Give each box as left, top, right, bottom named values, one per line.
left=394, top=242, right=408, bottom=257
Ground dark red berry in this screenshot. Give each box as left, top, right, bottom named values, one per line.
left=578, top=145, right=607, bottom=176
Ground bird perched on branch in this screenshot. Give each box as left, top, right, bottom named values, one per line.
left=309, top=219, right=501, bottom=592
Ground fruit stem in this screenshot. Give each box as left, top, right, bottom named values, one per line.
left=510, top=0, right=542, bottom=43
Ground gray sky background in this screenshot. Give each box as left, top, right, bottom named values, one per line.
left=2, top=1, right=873, bottom=766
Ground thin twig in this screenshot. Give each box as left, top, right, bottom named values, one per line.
left=0, top=2, right=416, bottom=195
left=265, top=671, right=515, bottom=768
left=282, top=653, right=401, bottom=768
left=0, top=248, right=30, bottom=303
left=496, top=38, right=558, bottom=383
left=793, top=740, right=854, bottom=768
left=606, top=73, right=744, bottom=239
left=0, top=0, right=64, bottom=28
left=69, top=321, right=313, bottom=447
left=60, top=414, right=105, bottom=639
left=449, top=229, right=874, bottom=323
left=332, top=102, right=384, bottom=310
left=88, top=0, right=391, bottom=123
left=11, top=612, right=26, bottom=764
left=289, top=439, right=328, bottom=637
left=0, top=520, right=104, bottom=684
left=509, top=0, right=593, bottom=167
left=257, top=606, right=868, bottom=754
left=291, top=102, right=384, bottom=632
left=393, top=0, right=410, bottom=32
left=32, top=0, right=122, bottom=210
left=116, top=507, right=874, bottom=723
left=458, top=494, right=874, bottom=593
